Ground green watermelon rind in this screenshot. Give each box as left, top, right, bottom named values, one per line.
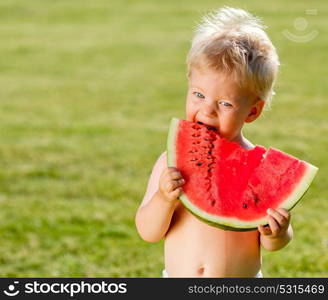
left=167, top=117, right=319, bottom=231
left=167, top=118, right=179, bottom=168
left=180, top=193, right=258, bottom=231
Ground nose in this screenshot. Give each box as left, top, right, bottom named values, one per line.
left=201, top=99, right=217, bottom=118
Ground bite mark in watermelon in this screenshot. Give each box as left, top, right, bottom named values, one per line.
left=167, top=118, right=318, bottom=231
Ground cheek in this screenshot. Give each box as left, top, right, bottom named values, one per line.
left=232, top=110, right=249, bottom=129
left=185, top=96, right=197, bottom=119
left=223, top=111, right=244, bottom=128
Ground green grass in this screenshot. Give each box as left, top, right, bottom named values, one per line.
left=0, top=0, right=327, bottom=277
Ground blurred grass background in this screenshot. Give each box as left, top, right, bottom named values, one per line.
left=0, top=0, right=327, bottom=277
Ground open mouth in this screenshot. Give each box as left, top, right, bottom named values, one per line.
left=196, top=121, right=217, bottom=132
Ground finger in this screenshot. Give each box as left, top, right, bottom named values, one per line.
left=168, top=170, right=183, bottom=180
left=170, top=187, right=183, bottom=199
left=172, top=187, right=183, bottom=198
left=276, top=208, right=290, bottom=220
left=267, top=208, right=285, bottom=226
left=171, top=178, right=185, bottom=188
left=259, top=225, right=272, bottom=236
left=268, top=215, right=280, bottom=236
left=258, top=224, right=272, bottom=236
left=165, top=181, right=177, bottom=193
left=165, top=180, right=184, bottom=192
left=257, top=225, right=264, bottom=235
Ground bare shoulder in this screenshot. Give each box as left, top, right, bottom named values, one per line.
left=150, top=151, right=167, bottom=176
left=156, top=151, right=167, bottom=168
left=149, top=151, right=167, bottom=186
left=139, top=151, right=167, bottom=208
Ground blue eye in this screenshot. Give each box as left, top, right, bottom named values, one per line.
left=193, top=92, right=205, bottom=99
left=219, top=101, right=232, bottom=107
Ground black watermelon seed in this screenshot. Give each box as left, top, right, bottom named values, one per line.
left=211, top=200, right=216, bottom=206
left=196, top=162, right=202, bottom=166
left=206, top=126, right=217, bottom=131
left=242, top=203, right=248, bottom=209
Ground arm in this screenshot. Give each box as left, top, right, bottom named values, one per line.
left=135, top=152, right=184, bottom=243
left=135, top=190, right=178, bottom=243
left=258, top=208, right=293, bottom=251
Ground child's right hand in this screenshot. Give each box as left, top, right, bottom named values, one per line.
left=158, top=167, right=185, bottom=203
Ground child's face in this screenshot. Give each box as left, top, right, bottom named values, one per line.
left=186, top=67, right=264, bottom=142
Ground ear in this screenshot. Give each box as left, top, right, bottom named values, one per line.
left=245, top=99, right=265, bottom=123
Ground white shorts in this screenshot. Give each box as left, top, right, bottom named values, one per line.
left=162, top=269, right=263, bottom=278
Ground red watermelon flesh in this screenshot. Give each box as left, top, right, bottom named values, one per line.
left=167, top=118, right=318, bottom=230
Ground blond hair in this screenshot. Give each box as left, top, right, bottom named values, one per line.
left=186, top=7, right=280, bottom=108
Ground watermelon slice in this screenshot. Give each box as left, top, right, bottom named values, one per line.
left=167, top=118, right=318, bottom=231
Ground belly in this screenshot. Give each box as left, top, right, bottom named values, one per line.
left=164, top=203, right=261, bottom=277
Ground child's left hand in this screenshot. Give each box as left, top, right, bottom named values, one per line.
left=257, top=208, right=291, bottom=239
